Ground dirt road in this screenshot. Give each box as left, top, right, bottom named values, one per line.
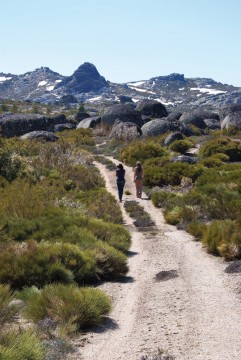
left=70, top=157, right=241, bottom=360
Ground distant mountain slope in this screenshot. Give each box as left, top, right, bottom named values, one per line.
left=0, top=63, right=241, bottom=109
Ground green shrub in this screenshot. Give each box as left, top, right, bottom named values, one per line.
left=24, top=284, right=111, bottom=333
left=0, top=284, right=19, bottom=327
left=151, top=191, right=176, bottom=208
left=187, top=221, right=207, bottom=240
left=202, top=220, right=241, bottom=259
left=119, top=139, right=168, bottom=166
left=0, top=241, right=98, bottom=288
left=91, top=241, right=129, bottom=278
left=1, top=209, right=131, bottom=253
left=144, top=161, right=203, bottom=187
left=0, top=138, right=23, bottom=182
left=164, top=206, right=183, bottom=225
left=0, top=330, right=44, bottom=360
left=198, top=137, right=241, bottom=161
left=77, top=188, right=123, bottom=224
left=169, top=139, right=194, bottom=154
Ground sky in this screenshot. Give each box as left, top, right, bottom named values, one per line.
left=1, top=0, right=241, bottom=86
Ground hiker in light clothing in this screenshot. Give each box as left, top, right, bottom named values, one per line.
left=134, top=161, right=144, bottom=198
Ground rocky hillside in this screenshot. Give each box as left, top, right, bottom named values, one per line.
left=0, top=62, right=241, bottom=109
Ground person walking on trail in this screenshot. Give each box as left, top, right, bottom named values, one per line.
left=134, top=161, right=144, bottom=198
left=116, top=163, right=126, bottom=202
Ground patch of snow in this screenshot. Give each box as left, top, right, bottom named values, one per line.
left=190, top=87, right=227, bottom=95
left=127, top=81, right=146, bottom=87
left=128, top=85, right=156, bottom=94
left=156, top=98, right=174, bottom=106
left=46, top=85, right=55, bottom=91
left=55, top=79, right=62, bottom=83
left=0, top=76, right=12, bottom=82
left=179, top=88, right=185, bottom=90
left=131, top=98, right=139, bottom=103
left=38, top=80, right=47, bottom=87
left=88, top=96, right=102, bottom=102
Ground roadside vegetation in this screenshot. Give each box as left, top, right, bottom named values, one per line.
left=0, top=124, right=130, bottom=359
left=119, top=131, right=241, bottom=261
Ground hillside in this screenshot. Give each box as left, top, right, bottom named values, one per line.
left=1, top=62, right=241, bottom=109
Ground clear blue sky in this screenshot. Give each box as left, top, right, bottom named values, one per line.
left=1, top=0, right=241, bottom=86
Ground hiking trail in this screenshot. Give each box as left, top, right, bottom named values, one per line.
left=68, top=156, right=241, bottom=360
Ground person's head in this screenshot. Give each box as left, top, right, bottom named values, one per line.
left=117, top=163, right=123, bottom=169
left=136, top=161, right=141, bottom=167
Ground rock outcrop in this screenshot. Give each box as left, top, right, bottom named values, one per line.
left=101, top=104, right=142, bottom=126
left=136, top=100, right=168, bottom=118
left=21, top=131, right=58, bottom=142
left=0, top=113, right=67, bottom=137
left=141, top=118, right=177, bottom=137
left=56, top=62, right=108, bottom=94
left=77, top=116, right=101, bottom=129
left=108, top=120, right=142, bottom=141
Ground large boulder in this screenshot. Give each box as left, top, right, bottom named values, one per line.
left=164, top=132, right=184, bottom=146
left=166, top=111, right=183, bottom=121
left=21, top=131, right=58, bottom=142
left=171, top=154, right=197, bottom=164
left=0, top=113, right=67, bottom=138
left=77, top=116, right=101, bottom=129
left=179, top=111, right=207, bottom=129
left=54, top=123, right=76, bottom=132
left=136, top=100, right=168, bottom=118
left=118, top=95, right=134, bottom=104
left=101, top=104, right=142, bottom=126
left=219, top=105, right=241, bottom=121
left=141, top=118, right=177, bottom=137
left=221, top=111, right=241, bottom=130
left=109, top=120, right=142, bottom=141
left=204, top=118, right=221, bottom=130
left=75, top=112, right=90, bottom=122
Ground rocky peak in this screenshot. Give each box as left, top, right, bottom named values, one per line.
left=152, top=73, right=186, bottom=83
left=56, top=62, right=108, bottom=93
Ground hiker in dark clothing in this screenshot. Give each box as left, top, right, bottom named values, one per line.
left=134, top=161, right=144, bottom=198
left=116, top=163, right=126, bottom=202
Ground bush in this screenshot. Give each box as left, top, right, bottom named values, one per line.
left=119, top=139, right=168, bottom=166
left=198, top=137, right=241, bottom=161
left=24, top=284, right=111, bottom=333
left=77, top=188, right=123, bottom=224
left=187, top=221, right=207, bottom=240
left=0, top=241, right=98, bottom=288
left=0, top=330, right=44, bottom=360
left=0, top=284, right=19, bottom=327
left=169, top=139, right=194, bottom=154
left=0, top=146, right=23, bottom=182
left=202, top=220, right=241, bottom=259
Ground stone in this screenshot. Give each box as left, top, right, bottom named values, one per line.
left=141, top=118, right=178, bottom=137
left=221, top=111, right=241, bottom=130
left=77, top=116, right=101, bottom=129
left=171, top=154, right=197, bottom=164
left=108, top=120, right=142, bottom=141
left=21, top=131, right=58, bottom=141
left=164, top=132, right=184, bottom=146
left=101, top=103, right=142, bottom=126
left=54, top=123, right=76, bottom=132
left=0, top=113, right=66, bottom=138
left=136, top=100, right=168, bottom=118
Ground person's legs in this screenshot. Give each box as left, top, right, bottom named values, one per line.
left=117, top=181, right=125, bottom=202
left=135, top=180, right=142, bottom=198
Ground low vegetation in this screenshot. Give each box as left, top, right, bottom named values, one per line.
left=120, top=133, right=241, bottom=260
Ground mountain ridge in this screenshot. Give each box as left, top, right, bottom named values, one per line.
left=0, top=62, right=241, bottom=109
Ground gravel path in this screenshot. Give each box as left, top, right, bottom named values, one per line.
left=69, top=157, right=241, bottom=360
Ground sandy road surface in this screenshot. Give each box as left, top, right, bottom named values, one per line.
left=69, top=157, right=241, bottom=360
